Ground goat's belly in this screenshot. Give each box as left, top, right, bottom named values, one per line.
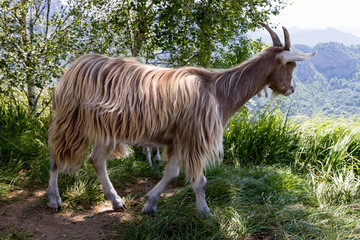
left=122, top=137, right=172, bottom=148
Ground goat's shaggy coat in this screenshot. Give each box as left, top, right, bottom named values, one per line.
left=49, top=54, right=226, bottom=182
left=48, top=24, right=316, bottom=214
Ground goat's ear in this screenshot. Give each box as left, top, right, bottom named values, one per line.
left=279, top=51, right=317, bottom=64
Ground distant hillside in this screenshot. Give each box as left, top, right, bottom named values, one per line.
left=251, top=27, right=360, bottom=47
left=255, top=42, right=360, bottom=117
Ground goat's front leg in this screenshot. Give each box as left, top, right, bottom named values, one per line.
left=142, top=147, right=179, bottom=214
left=47, top=154, right=62, bottom=211
left=90, top=145, right=126, bottom=210
left=192, top=174, right=212, bottom=217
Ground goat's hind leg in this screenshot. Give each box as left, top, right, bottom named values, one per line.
left=90, top=144, right=126, bottom=210
left=152, top=147, right=161, bottom=164
left=47, top=154, right=62, bottom=211
left=142, top=147, right=179, bottom=214
left=144, top=146, right=153, bottom=167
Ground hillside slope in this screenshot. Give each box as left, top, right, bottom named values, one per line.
left=254, top=42, right=360, bottom=117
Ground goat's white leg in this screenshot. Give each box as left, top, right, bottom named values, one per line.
left=192, top=174, right=211, bottom=216
left=142, top=148, right=179, bottom=214
left=47, top=155, right=62, bottom=211
left=90, top=144, right=126, bottom=210
left=153, top=147, right=161, bottom=164
left=144, top=146, right=153, bottom=167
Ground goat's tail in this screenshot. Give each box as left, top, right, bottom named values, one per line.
left=48, top=58, right=92, bottom=174
left=48, top=104, right=90, bottom=174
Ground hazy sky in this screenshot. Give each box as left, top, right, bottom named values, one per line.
left=271, top=0, right=360, bottom=36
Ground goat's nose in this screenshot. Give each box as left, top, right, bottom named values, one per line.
left=290, top=78, right=296, bottom=88
left=285, top=86, right=295, bottom=96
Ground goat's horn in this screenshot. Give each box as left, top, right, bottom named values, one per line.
left=283, top=26, right=290, bottom=50
left=280, top=51, right=317, bottom=63
left=259, top=22, right=282, bottom=47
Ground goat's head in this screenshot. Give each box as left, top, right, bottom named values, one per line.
left=260, top=23, right=316, bottom=97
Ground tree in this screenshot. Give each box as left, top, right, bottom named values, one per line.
left=104, top=0, right=287, bottom=68
left=153, top=0, right=287, bottom=68
left=0, top=0, right=288, bottom=116
left=0, top=0, right=109, bottom=116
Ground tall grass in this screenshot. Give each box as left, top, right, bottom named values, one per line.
left=295, top=116, right=360, bottom=176
left=223, top=106, right=299, bottom=166
left=223, top=107, right=360, bottom=176
left=0, top=92, right=50, bottom=199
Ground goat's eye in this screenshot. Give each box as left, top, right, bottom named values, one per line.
left=286, top=62, right=296, bottom=69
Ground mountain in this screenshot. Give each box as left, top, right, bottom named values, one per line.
left=257, top=42, right=360, bottom=117
left=250, top=27, right=360, bottom=47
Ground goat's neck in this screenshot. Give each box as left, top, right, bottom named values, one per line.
left=215, top=54, right=275, bottom=124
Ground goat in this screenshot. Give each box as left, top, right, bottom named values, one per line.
left=144, top=146, right=161, bottom=167
left=47, top=23, right=315, bottom=215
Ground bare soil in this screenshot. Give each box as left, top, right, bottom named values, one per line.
left=0, top=177, right=173, bottom=240
left=0, top=178, right=272, bottom=240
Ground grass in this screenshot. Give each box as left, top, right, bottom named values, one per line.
left=223, top=106, right=299, bottom=166
left=0, top=228, right=34, bottom=240
left=295, top=116, right=360, bottom=176
left=1, top=99, right=360, bottom=239
left=113, top=166, right=360, bottom=239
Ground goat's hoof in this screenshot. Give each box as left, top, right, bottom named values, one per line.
left=142, top=204, right=157, bottom=215
left=112, top=199, right=127, bottom=211
left=47, top=198, right=62, bottom=212
left=197, top=210, right=214, bottom=219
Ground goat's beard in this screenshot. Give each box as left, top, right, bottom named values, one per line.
left=257, top=85, right=280, bottom=106
left=270, top=91, right=280, bottom=105
left=257, top=85, right=270, bottom=98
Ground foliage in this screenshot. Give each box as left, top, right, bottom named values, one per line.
left=0, top=0, right=76, bottom=114
left=0, top=0, right=288, bottom=116
left=97, top=0, right=287, bottom=67
left=223, top=105, right=299, bottom=166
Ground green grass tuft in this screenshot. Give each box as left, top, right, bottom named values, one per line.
left=0, top=228, right=34, bottom=240
left=223, top=106, right=299, bottom=166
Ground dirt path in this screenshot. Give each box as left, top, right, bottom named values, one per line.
left=0, top=178, right=170, bottom=239
left=0, top=189, right=128, bottom=239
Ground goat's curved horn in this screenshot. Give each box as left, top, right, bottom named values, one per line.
left=283, top=26, right=290, bottom=50
left=280, top=51, right=317, bottom=63
left=259, top=22, right=282, bottom=47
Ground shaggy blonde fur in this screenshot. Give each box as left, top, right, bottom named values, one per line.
left=48, top=46, right=300, bottom=183
left=49, top=54, right=224, bottom=182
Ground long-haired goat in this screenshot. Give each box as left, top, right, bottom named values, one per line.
left=47, top=23, right=315, bottom=215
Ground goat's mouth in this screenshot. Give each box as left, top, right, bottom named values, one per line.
left=269, top=86, right=295, bottom=97
left=284, top=86, right=295, bottom=96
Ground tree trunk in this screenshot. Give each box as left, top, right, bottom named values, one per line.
left=27, top=85, right=37, bottom=114
left=21, top=0, right=37, bottom=115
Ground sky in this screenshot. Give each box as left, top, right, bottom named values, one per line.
left=270, top=0, right=360, bottom=37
